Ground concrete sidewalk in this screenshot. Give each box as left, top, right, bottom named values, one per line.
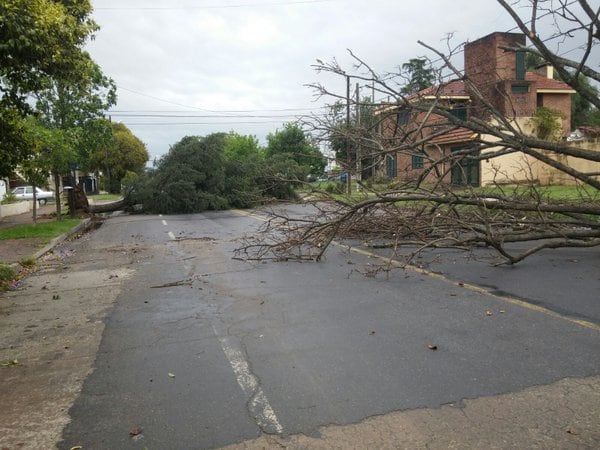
left=0, top=202, right=92, bottom=264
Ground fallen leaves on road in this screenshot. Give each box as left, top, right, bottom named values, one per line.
left=129, top=427, right=143, bottom=436
left=485, top=310, right=493, bottom=316
left=427, top=344, right=438, bottom=351
left=168, top=372, right=176, bottom=378
left=1, top=359, right=21, bottom=367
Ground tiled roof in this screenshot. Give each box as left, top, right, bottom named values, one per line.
left=413, top=80, right=468, bottom=99
left=429, top=127, right=477, bottom=145
left=525, top=72, right=575, bottom=91
left=577, top=126, right=600, bottom=137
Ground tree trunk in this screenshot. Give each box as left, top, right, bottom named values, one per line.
left=88, top=199, right=127, bottom=213
left=53, top=172, right=62, bottom=221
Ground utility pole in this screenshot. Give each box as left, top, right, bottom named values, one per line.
left=346, top=75, right=352, bottom=195
left=356, top=83, right=361, bottom=189
left=105, top=115, right=111, bottom=193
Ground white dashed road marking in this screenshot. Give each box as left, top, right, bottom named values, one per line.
left=213, top=325, right=283, bottom=434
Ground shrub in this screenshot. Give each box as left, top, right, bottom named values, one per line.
left=0, top=263, right=16, bottom=290
left=19, top=257, right=36, bottom=268
left=325, top=182, right=345, bottom=194
left=1, top=192, right=18, bottom=205
left=529, top=107, right=564, bottom=140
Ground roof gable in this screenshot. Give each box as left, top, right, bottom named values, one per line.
left=525, top=72, right=575, bottom=92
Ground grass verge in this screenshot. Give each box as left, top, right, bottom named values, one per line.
left=0, top=219, right=81, bottom=240
left=89, top=193, right=122, bottom=202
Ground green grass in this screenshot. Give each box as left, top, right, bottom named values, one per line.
left=0, top=219, right=81, bottom=240
left=304, top=183, right=599, bottom=206
left=89, top=193, right=122, bottom=201
left=476, top=184, right=600, bottom=201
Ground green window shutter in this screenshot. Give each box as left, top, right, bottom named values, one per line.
left=386, top=154, right=397, bottom=178
left=515, top=51, right=525, bottom=80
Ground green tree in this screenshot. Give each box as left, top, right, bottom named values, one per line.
left=21, top=117, right=73, bottom=220
left=0, top=109, right=32, bottom=177
left=0, top=0, right=100, bottom=175
left=222, top=133, right=265, bottom=208
left=266, top=123, right=325, bottom=177
left=34, top=60, right=116, bottom=212
left=571, top=75, right=600, bottom=128
left=0, top=0, right=98, bottom=113
left=327, top=97, right=378, bottom=180
left=91, top=122, right=148, bottom=193
left=135, top=134, right=228, bottom=213
left=400, top=58, right=435, bottom=95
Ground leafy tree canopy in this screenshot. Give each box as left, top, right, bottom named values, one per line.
left=266, top=123, right=325, bottom=175
left=0, top=0, right=98, bottom=112
left=223, top=132, right=263, bottom=162
left=400, top=58, right=435, bottom=95
left=0, top=0, right=104, bottom=176
left=0, top=109, right=31, bottom=177
left=90, top=122, right=149, bottom=193
left=127, top=132, right=306, bottom=214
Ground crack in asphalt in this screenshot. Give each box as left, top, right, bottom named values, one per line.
left=212, top=320, right=283, bottom=435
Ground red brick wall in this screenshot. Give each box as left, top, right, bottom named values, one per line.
left=539, top=93, right=572, bottom=134
left=465, top=32, right=529, bottom=117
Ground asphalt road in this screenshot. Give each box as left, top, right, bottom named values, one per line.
left=58, top=208, right=600, bottom=449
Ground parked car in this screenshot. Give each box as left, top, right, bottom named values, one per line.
left=11, top=186, right=54, bottom=205
left=330, top=172, right=348, bottom=182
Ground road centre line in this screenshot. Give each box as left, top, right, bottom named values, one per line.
left=167, top=231, right=175, bottom=240
left=212, top=324, right=284, bottom=434
left=161, top=219, right=168, bottom=226
left=232, top=209, right=600, bottom=332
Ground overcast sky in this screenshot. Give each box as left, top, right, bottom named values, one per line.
left=85, top=1, right=532, bottom=162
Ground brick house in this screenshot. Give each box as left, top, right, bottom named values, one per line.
left=380, top=31, right=579, bottom=187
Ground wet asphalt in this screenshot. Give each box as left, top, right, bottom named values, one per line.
left=59, top=208, right=600, bottom=449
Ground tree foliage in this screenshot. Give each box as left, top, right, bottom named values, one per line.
left=128, top=130, right=318, bottom=214
left=400, top=58, right=436, bottom=95
left=90, top=122, right=149, bottom=193
left=571, top=75, right=600, bottom=128
left=0, top=0, right=98, bottom=111
left=266, top=123, right=326, bottom=176
left=0, top=109, right=32, bottom=177
left=0, top=0, right=101, bottom=176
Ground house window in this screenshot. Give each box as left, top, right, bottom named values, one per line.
left=396, top=109, right=410, bottom=126
left=511, top=84, right=528, bottom=94
left=386, top=154, right=397, bottom=178
left=516, top=51, right=525, bottom=80
left=449, top=102, right=467, bottom=121
left=450, top=146, right=480, bottom=187
left=412, top=152, right=424, bottom=169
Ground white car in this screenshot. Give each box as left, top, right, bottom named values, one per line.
left=11, top=186, right=54, bottom=205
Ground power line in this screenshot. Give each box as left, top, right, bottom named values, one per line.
left=124, top=120, right=294, bottom=125
left=110, top=107, right=323, bottom=113
left=110, top=114, right=305, bottom=119
left=115, top=85, right=327, bottom=116
left=95, top=0, right=336, bottom=10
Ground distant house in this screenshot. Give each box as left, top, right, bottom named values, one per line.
left=378, top=31, right=599, bottom=187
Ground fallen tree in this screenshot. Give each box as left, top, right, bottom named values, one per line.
left=236, top=0, right=600, bottom=266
